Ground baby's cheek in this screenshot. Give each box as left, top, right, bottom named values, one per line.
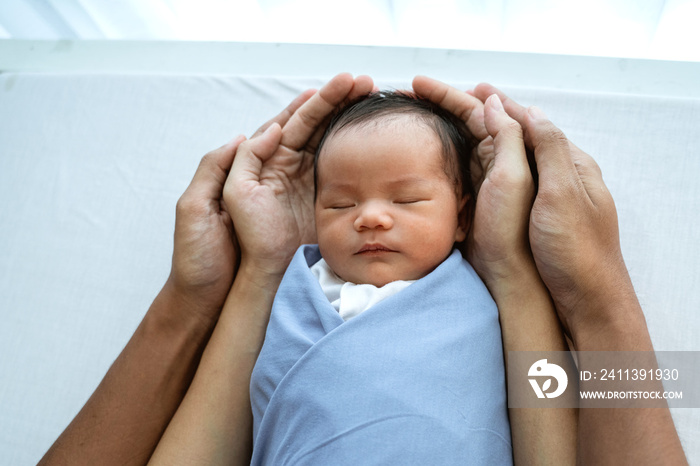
left=317, top=219, right=339, bottom=248
left=316, top=223, right=347, bottom=267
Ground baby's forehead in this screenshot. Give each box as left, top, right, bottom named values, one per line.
left=323, top=114, right=437, bottom=148
left=316, top=118, right=449, bottom=183
left=335, top=113, right=428, bottom=133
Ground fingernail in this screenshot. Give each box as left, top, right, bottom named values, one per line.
left=489, top=94, right=504, bottom=111
left=227, top=134, right=245, bottom=146
left=263, top=123, right=278, bottom=134
left=528, top=106, right=548, bottom=120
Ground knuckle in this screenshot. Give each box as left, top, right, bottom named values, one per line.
left=296, top=106, right=322, bottom=130
left=531, top=122, right=569, bottom=153
left=252, top=122, right=271, bottom=138
left=237, top=138, right=252, bottom=152
left=577, top=152, right=603, bottom=176
left=500, top=119, right=523, bottom=136
left=540, top=124, right=568, bottom=145
left=199, top=151, right=216, bottom=168
left=175, top=195, right=193, bottom=216
left=176, top=194, right=208, bottom=220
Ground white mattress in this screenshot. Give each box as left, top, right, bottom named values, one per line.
left=1, top=42, right=699, bottom=464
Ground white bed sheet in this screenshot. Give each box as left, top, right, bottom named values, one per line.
left=1, top=71, right=699, bottom=464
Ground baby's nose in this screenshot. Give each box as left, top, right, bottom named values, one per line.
left=353, top=201, right=394, bottom=231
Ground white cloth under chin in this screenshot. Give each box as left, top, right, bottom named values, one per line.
left=310, top=258, right=415, bottom=321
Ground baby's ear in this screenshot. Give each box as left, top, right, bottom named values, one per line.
left=455, top=194, right=473, bottom=242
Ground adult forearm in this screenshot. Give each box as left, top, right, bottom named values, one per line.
left=567, top=269, right=651, bottom=352
left=486, top=258, right=577, bottom=465
left=148, top=262, right=281, bottom=465
left=39, top=280, right=217, bottom=466
left=488, top=257, right=568, bottom=353
left=569, top=284, right=687, bottom=465
left=458, top=79, right=688, bottom=465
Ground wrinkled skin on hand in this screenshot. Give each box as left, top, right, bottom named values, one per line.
left=168, top=135, right=247, bottom=326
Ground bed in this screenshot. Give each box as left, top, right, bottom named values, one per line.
left=1, top=40, right=698, bottom=464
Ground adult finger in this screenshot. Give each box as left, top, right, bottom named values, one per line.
left=280, top=73, right=356, bottom=149
left=473, top=83, right=529, bottom=127
left=483, top=94, right=529, bottom=178
left=475, top=83, right=585, bottom=153
left=182, top=135, right=246, bottom=205
left=305, top=75, right=375, bottom=153
left=568, top=145, right=611, bottom=208
left=347, top=75, right=375, bottom=102
left=252, top=89, right=316, bottom=139
left=412, top=75, right=488, bottom=140
left=521, top=107, right=583, bottom=192
left=478, top=85, right=601, bottom=195
left=470, top=142, right=487, bottom=195
left=228, top=123, right=283, bottom=189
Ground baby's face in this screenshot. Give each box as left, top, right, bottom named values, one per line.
left=315, top=117, right=467, bottom=287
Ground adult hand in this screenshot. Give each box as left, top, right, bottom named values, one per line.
left=471, top=84, right=631, bottom=341
left=412, top=77, right=535, bottom=288
left=224, top=73, right=374, bottom=277
left=414, top=77, right=579, bottom=465
left=166, top=89, right=318, bottom=326
left=474, top=84, right=688, bottom=466
left=38, top=92, right=325, bottom=465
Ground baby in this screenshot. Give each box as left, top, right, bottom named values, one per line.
left=310, top=91, right=475, bottom=319
left=250, top=91, right=512, bottom=465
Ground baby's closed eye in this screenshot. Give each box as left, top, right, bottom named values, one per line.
left=322, top=198, right=356, bottom=209
left=394, top=198, right=428, bottom=205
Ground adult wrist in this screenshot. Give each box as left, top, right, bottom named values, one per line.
left=563, top=273, right=653, bottom=352
left=236, top=257, right=286, bottom=293
left=156, top=277, right=223, bottom=338
left=472, top=251, right=538, bottom=297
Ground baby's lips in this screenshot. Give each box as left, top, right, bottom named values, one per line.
left=355, top=243, right=396, bottom=254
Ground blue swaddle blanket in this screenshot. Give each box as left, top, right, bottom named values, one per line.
left=250, top=245, right=512, bottom=465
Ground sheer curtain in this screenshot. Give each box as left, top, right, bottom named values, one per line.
left=1, top=0, right=698, bottom=61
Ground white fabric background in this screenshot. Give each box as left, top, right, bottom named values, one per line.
left=1, top=70, right=699, bottom=463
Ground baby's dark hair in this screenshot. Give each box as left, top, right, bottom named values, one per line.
left=314, top=91, right=477, bottom=203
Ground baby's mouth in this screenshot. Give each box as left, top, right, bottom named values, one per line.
left=355, top=243, right=397, bottom=255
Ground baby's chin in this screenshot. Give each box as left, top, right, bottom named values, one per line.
left=337, top=269, right=421, bottom=288
left=361, top=278, right=396, bottom=288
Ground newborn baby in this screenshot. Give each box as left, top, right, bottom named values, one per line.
left=310, top=91, right=474, bottom=320
left=250, top=91, right=512, bottom=465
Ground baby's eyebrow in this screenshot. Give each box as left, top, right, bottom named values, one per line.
left=384, top=177, right=432, bottom=189
left=320, top=177, right=431, bottom=195
left=318, top=182, right=355, bottom=195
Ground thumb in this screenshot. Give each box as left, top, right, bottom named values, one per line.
left=484, top=94, right=529, bottom=179
left=183, top=134, right=246, bottom=204
left=230, top=122, right=282, bottom=187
